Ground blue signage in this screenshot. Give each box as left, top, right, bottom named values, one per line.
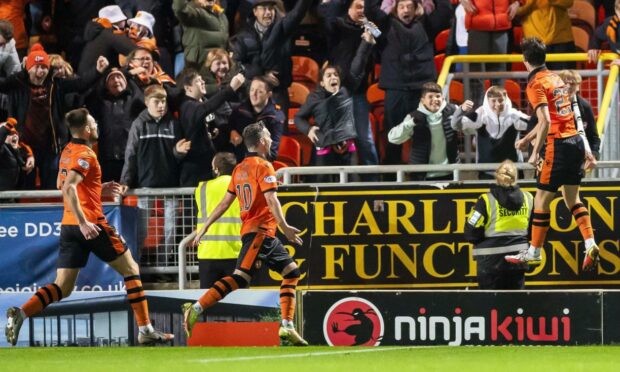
left=0, top=205, right=138, bottom=292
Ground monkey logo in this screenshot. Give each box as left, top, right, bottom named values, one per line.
left=323, top=297, right=384, bottom=346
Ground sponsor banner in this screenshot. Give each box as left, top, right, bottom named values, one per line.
left=251, top=182, right=620, bottom=289
left=302, top=290, right=614, bottom=346
left=0, top=206, right=138, bottom=292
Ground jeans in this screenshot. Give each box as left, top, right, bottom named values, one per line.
left=384, top=89, right=421, bottom=165
left=352, top=94, right=379, bottom=167
left=174, top=52, right=185, bottom=79
left=467, top=30, right=509, bottom=106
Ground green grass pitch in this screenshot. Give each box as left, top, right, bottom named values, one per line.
left=0, top=346, right=618, bottom=372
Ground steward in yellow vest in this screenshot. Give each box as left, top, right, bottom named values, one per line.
left=194, top=153, right=242, bottom=288
left=465, top=160, right=532, bottom=289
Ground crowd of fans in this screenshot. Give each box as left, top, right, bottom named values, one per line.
left=0, top=0, right=616, bottom=191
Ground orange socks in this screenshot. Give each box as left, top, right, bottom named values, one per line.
left=197, top=275, right=245, bottom=310
left=280, top=277, right=299, bottom=322
left=22, top=283, right=63, bottom=317
left=571, top=203, right=594, bottom=241
left=124, top=275, right=150, bottom=326
left=530, top=209, right=551, bottom=248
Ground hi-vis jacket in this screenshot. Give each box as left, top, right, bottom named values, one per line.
left=465, top=186, right=533, bottom=257
left=195, top=175, right=242, bottom=260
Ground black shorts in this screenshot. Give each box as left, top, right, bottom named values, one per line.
left=537, top=135, right=585, bottom=192
left=236, top=232, right=294, bottom=277
left=57, top=223, right=128, bottom=268
left=198, top=258, right=237, bottom=288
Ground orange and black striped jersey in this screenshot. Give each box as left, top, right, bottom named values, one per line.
left=526, top=67, right=577, bottom=139
left=228, top=153, right=278, bottom=237
left=57, top=138, right=105, bottom=225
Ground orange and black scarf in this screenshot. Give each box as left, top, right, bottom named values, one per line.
left=606, top=15, right=619, bottom=45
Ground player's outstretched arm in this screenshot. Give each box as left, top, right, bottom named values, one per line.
left=62, top=170, right=101, bottom=240
left=516, top=122, right=539, bottom=151
left=192, top=192, right=236, bottom=247
left=265, top=191, right=303, bottom=245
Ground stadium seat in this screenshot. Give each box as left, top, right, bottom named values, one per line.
left=449, top=80, right=464, bottom=104
left=288, top=82, right=310, bottom=108
left=572, top=26, right=591, bottom=52
left=288, top=107, right=300, bottom=134
left=292, top=56, right=319, bottom=91
left=569, top=1, right=596, bottom=34
left=288, top=133, right=314, bottom=166
left=434, top=29, right=450, bottom=53
left=598, top=3, right=606, bottom=25
left=370, top=63, right=381, bottom=83
left=273, top=160, right=288, bottom=171
left=277, top=136, right=301, bottom=167
left=512, top=26, right=523, bottom=50
left=367, top=82, right=384, bottom=105
left=366, top=83, right=385, bottom=145
left=434, top=53, right=446, bottom=74
left=510, top=53, right=527, bottom=72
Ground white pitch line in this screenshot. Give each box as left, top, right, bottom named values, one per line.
left=195, top=346, right=434, bottom=363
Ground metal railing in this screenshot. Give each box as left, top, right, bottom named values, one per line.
left=4, top=160, right=620, bottom=288
left=275, top=161, right=620, bottom=185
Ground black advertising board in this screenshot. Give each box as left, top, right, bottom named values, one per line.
left=250, top=181, right=620, bottom=289
left=300, top=290, right=615, bottom=346
left=602, top=291, right=620, bottom=344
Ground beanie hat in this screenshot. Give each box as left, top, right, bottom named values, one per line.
left=106, top=68, right=127, bottom=85
left=3, top=117, right=17, bottom=134
left=99, top=5, right=127, bottom=24
left=128, top=11, right=155, bottom=36
left=25, top=43, right=50, bottom=71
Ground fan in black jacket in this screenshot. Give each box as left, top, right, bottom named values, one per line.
left=0, top=44, right=109, bottom=189
left=294, top=29, right=375, bottom=179
left=177, top=68, right=246, bottom=187
left=85, top=68, right=145, bottom=182
left=78, top=17, right=137, bottom=75
left=230, top=0, right=313, bottom=123
left=229, top=75, right=285, bottom=162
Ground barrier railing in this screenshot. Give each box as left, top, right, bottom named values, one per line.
left=4, top=161, right=620, bottom=288
left=275, top=161, right=620, bottom=185
left=437, top=52, right=620, bottom=90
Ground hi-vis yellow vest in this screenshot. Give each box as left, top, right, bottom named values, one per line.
left=195, top=176, right=242, bottom=259
left=471, top=190, right=533, bottom=257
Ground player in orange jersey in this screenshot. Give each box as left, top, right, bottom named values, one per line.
left=183, top=123, right=308, bottom=346
left=505, top=38, right=599, bottom=271
left=5, top=108, right=173, bottom=346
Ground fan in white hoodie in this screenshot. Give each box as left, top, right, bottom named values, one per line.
left=451, top=86, right=530, bottom=168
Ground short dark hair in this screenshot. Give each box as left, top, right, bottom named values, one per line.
left=421, top=82, right=442, bottom=96
left=243, top=123, right=267, bottom=148
left=213, top=152, right=237, bottom=175
left=65, top=108, right=90, bottom=132
left=178, top=68, right=201, bottom=88
left=0, top=20, right=14, bottom=41
left=521, top=37, right=546, bottom=67
left=252, top=75, right=277, bottom=92
left=319, top=63, right=341, bottom=83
